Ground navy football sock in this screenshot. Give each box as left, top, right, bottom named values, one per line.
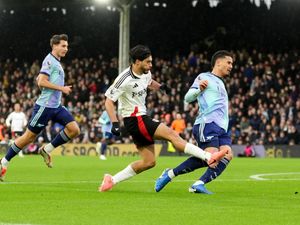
left=51, top=130, right=71, bottom=147
left=173, top=157, right=207, bottom=176
left=5, top=143, right=22, bottom=161
left=101, top=142, right=107, bottom=155
left=199, top=158, right=230, bottom=184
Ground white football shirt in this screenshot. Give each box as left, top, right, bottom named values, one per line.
left=6, top=112, right=28, bottom=132
left=105, top=67, right=152, bottom=117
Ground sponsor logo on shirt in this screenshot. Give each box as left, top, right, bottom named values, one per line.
left=132, top=88, right=147, bottom=98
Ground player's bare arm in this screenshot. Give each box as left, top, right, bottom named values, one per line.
left=148, top=79, right=171, bottom=94
left=105, top=97, right=121, bottom=136
left=105, top=98, right=118, bottom=122
left=148, top=79, right=160, bottom=91
left=184, top=79, right=208, bottom=103
left=37, top=74, right=72, bottom=95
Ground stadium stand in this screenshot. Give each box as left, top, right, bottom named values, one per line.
left=1, top=49, right=299, bottom=146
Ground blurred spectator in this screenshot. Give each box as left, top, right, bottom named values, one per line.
left=238, top=143, right=256, bottom=157
left=0, top=118, right=6, bottom=141
left=5, top=103, right=28, bottom=157
left=0, top=133, right=11, bottom=145
left=170, top=113, right=186, bottom=138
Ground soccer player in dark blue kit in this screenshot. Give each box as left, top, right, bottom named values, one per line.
left=155, top=50, right=234, bottom=194
left=0, top=34, right=80, bottom=181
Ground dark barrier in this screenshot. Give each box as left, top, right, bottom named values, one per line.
left=232, top=145, right=265, bottom=158
left=53, top=143, right=163, bottom=157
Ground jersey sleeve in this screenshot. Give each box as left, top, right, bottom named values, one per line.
left=40, top=58, right=52, bottom=76
left=184, top=88, right=201, bottom=103
left=185, top=74, right=204, bottom=103
left=190, top=74, right=203, bottom=89
left=105, top=76, right=129, bottom=102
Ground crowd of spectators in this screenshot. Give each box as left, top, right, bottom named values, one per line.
left=0, top=49, right=299, bottom=146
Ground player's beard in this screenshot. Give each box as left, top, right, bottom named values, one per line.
left=142, top=67, right=150, bottom=74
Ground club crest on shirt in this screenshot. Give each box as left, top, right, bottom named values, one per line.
left=42, top=60, right=51, bottom=70
left=46, top=61, right=51, bottom=69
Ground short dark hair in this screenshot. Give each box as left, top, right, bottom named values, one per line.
left=50, top=34, right=68, bottom=48
left=211, top=50, right=233, bottom=68
left=129, top=45, right=151, bottom=63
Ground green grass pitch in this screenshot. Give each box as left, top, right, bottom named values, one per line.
left=1, top=155, right=300, bottom=225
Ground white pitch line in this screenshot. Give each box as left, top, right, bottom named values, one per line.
left=0, top=223, right=39, bottom=225
left=0, top=179, right=249, bottom=185
left=1, top=177, right=300, bottom=185
left=250, top=172, right=300, bottom=180
left=0, top=180, right=98, bottom=185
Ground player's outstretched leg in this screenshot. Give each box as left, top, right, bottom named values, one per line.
left=154, top=124, right=226, bottom=165
left=39, top=122, right=80, bottom=167
left=155, top=157, right=208, bottom=192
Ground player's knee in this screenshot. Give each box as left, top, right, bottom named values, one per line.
left=69, top=126, right=80, bottom=138
left=167, top=129, right=180, bottom=143
left=74, top=126, right=81, bottom=137
left=23, top=132, right=37, bottom=144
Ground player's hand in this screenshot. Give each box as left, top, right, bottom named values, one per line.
left=111, top=122, right=121, bottom=136
left=199, top=80, right=208, bottom=91
left=62, top=86, right=72, bottom=95
left=160, top=83, right=171, bottom=94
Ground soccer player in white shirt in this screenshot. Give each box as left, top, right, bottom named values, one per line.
left=99, top=45, right=227, bottom=192
left=5, top=103, right=28, bottom=157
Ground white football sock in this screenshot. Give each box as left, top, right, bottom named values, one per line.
left=44, top=143, right=55, bottom=153
left=193, top=180, right=204, bottom=186
left=184, top=143, right=211, bottom=161
left=168, top=169, right=175, bottom=179
left=1, top=157, right=9, bottom=167
left=112, top=165, right=137, bottom=184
